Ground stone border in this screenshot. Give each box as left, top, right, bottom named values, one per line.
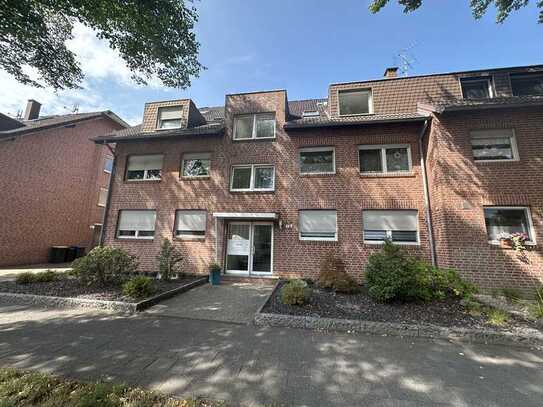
left=254, top=282, right=543, bottom=349
left=0, top=277, right=208, bottom=313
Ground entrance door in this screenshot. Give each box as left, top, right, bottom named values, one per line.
left=226, top=222, right=273, bottom=275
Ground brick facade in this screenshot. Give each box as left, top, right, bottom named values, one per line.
left=0, top=116, right=125, bottom=266
left=100, top=64, right=543, bottom=291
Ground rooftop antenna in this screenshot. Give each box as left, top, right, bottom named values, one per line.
left=71, top=104, right=79, bottom=113
left=395, top=42, right=418, bottom=76
left=15, top=109, right=22, bottom=119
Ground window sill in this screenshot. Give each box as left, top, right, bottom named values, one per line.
left=174, top=236, right=206, bottom=241
left=299, top=239, right=339, bottom=244
left=125, top=179, right=162, bottom=183
left=232, top=137, right=276, bottom=142
left=488, top=241, right=536, bottom=248
left=364, top=241, right=420, bottom=246
left=299, top=172, right=336, bottom=178
left=180, top=176, right=211, bottom=181
left=229, top=190, right=275, bottom=194
left=359, top=172, right=415, bottom=178
left=116, top=237, right=154, bottom=241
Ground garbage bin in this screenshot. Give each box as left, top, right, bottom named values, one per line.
left=209, top=264, right=222, bottom=286
left=65, top=247, right=78, bottom=262
left=48, top=246, right=69, bottom=263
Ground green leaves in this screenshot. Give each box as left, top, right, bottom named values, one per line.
left=369, top=0, right=542, bottom=23
left=0, top=0, right=203, bottom=90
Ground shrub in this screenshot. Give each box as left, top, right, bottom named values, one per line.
left=365, top=240, right=476, bottom=303
left=280, top=279, right=311, bottom=306
left=122, top=276, right=156, bottom=300
left=15, top=272, right=36, bottom=285
left=72, top=246, right=139, bottom=286
left=157, top=239, right=183, bottom=281
left=209, top=263, right=222, bottom=273
left=486, top=308, right=508, bottom=326
left=33, top=270, right=58, bottom=283
left=317, top=253, right=360, bottom=294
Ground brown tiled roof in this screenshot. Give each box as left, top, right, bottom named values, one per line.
left=94, top=122, right=224, bottom=143
left=284, top=112, right=429, bottom=129
left=418, top=96, right=543, bottom=114
left=0, top=111, right=128, bottom=139
left=287, top=98, right=328, bottom=118
left=199, top=106, right=225, bottom=121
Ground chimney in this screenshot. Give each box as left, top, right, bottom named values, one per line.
left=24, top=99, right=41, bottom=120
left=384, top=67, right=399, bottom=79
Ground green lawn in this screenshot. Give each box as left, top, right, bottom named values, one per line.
left=0, top=368, right=226, bottom=406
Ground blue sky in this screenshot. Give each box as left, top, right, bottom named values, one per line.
left=1, top=0, right=541, bottom=124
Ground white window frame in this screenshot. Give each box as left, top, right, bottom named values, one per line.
left=174, top=210, right=207, bottom=240
left=233, top=113, right=276, bottom=140
left=362, top=210, right=420, bottom=246
left=156, top=106, right=183, bottom=130
left=470, top=129, right=519, bottom=163
left=299, top=210, right=338, bottom=242
left=484, top=206, right=536, bottom=245
left=358, top=144, right=412, bottom=175
left=125, top=154, right=163, bottom=182
left=337, top=88, right=373, bottom=116
left=460, top=77, right=494, bottom=99
left=181, top=152, right=211, bottom=178
left=116, top=210, right=156, bottom=240
left=97, top=187, right=108, bottom=207
left=302, top=110, right=320, bottom=118
left=230, top=164, right=275, bottom=192
left=104, top=156, right=113, bottom=174
left=299, top=146, right=336, bottom=175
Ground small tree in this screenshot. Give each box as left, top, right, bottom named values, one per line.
left=157, top=239, right=184, bottom=281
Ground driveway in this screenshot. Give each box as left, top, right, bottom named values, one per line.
left=0, top=302, right=542, bottom=407
left=144, top=282, right=273, bottom=324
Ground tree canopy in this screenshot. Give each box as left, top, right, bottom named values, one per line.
left=369, top=0, right=543, bottom=23
left=0, top=0, right=203, bottom=90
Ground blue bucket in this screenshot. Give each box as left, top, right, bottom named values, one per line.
left=209, top=269, right=221, bottom=285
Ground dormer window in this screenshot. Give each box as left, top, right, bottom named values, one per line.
left=461, top=77, right=493, bottom=99
left=157, top=106, right=183, bottom=129
left=510, top=73, right=543, bottom=96
left=302, top=110, right=319, bottom=118
left=233, top=113, right=275, bottom=140
left=338, top=89, right=372, bottom=115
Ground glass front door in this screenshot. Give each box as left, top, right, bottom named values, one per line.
left=226, top=222, right=273, bottom=275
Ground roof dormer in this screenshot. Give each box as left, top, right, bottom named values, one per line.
left=141, top=99, right=206, bottom=133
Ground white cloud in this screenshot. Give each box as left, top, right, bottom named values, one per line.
left=0, top=23, right=165, bottom=119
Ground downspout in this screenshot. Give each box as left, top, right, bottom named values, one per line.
left=418, top=119, right=437, bottom=267
left=98, top=142, right=116, bottom=246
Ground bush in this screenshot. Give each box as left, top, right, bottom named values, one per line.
left=15, top=272, right=36, bottom=285
left=365, top=241, right=476, bottom=303
left=317, top=253, right=360, bottom=294
left=157, top=239, right=183, bottom=281
left=33, top=270, right=58, bottom=283
left=72, top=246, right=139, bottom=286
left=122, top=276, right=156, bottom=300
left=486, top=308, right=508, bottom=326
left=281, top=279, right=312, bottom=306
left=501, top=288, right=522, bottom=303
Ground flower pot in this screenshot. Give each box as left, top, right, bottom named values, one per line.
left=499, top=239, right=513, bottom=249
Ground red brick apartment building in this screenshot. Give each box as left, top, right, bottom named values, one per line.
left=0, top=101, right=127, bottom=266
left=95, top=64, right=543, bottom=291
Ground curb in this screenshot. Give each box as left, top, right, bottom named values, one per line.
left=0, top=277, right=208, bottom=313
left=254, top=282, right=543, bottom=349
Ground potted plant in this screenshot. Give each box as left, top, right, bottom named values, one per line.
left=209, top=262, right=222, bottom=286
left=496, top=232, right=513, bottom=249
left=510, top=232, right=529, bottom=252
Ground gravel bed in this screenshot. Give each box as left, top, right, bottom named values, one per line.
left=263, top=281, right=542, bottom=334
left=0, top=276, right=201, bottom=303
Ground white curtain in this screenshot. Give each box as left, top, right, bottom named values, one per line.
left=118, top=211, right=156, bottom=231
left=300, top=210, right=337, bottom=234
left=127, top=155, right=163, bottom=171
left=363, top=210, right=418, bottom=231
left=175, top=211, right=206, bottom=231
left=159, top=106, right=183, bottom=120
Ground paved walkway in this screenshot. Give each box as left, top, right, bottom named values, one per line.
left=0, top=302, right=542, bottom=406
left=144, top=282, right=273, bottom=324
left=0, top=263, right=72, bottom=282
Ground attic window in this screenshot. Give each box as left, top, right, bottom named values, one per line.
left=302, top=110, right=319, bottom=118
left=338, top=89, right=372, bottom=115
left=157, top=106, right=183, bottom=129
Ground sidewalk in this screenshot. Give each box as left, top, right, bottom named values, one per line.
left=0, top=263, right=72, bottom=282
left=0, top=302, right=542, bottom=406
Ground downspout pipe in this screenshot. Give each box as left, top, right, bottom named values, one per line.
left=418, top=119, right=437, bottom=267
left=98, top=142, right=116, bottom=247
